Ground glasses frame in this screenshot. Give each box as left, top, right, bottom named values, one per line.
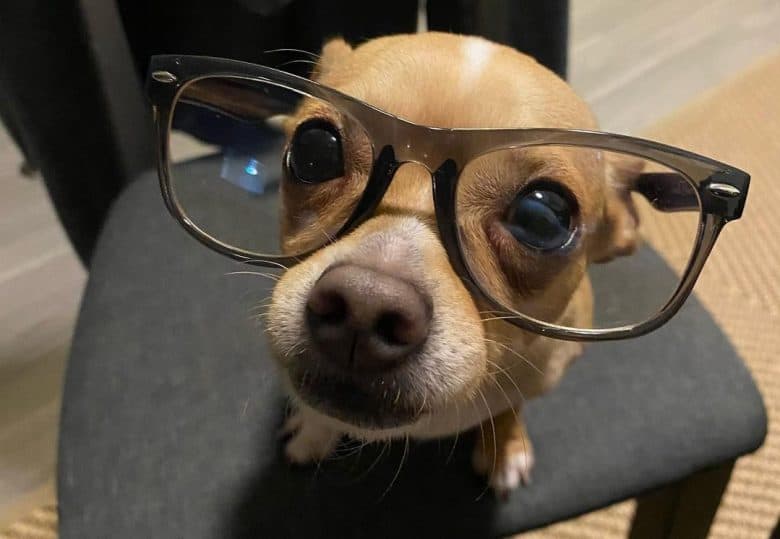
left=146, top=54, right=750, bottom=342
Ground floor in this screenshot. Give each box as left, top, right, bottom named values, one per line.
left=2, top=0, right=780, bottom=532
left=0, top=125, right=85, bottom=527
left=570, top=0, right=780, bottom=134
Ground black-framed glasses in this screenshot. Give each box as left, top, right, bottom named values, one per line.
left=146, top=55, right=749, bottom=341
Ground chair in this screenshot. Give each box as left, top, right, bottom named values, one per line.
left=0, top=1, right=766, bottom=537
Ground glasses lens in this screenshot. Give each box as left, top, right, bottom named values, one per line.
left=456, top=144, right=701, bottom=330
left=168, top=76, right=371, bottom=258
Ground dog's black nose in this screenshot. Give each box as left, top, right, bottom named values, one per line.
left=306, top=264, right=431, bottom=373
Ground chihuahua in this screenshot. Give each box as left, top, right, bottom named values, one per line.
left=265, top=32, right=638, bottom=496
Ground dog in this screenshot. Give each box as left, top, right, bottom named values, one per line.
left=265, top=32, right=639, bottom=496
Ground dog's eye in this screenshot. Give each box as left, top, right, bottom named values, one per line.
left=287, top=120, right=344, bottom=183
left=503, top=183, right=575, bottom=250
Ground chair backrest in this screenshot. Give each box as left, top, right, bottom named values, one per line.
left=0, top=0, right=154, bottom=264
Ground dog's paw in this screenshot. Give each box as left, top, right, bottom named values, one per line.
left=472, top=427, right=535, bottom=499
left=281, top=410, right=340, bottom=464
left=488, top=442, right=534, bottom=498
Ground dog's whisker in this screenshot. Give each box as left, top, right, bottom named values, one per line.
left=445, top=400, right=462, bottom=465
left=264, top=47, right=321, bottom=59
left=467, top=393, right=487, bottom=467
left=239, top=259, right=289, bottom=271
left=483, top=337, right=544, bottom=376
left=483, top=363, right=529, bottom=461
left=287, top=342, right=308, bottom=361
left=345, top=441, right=369, bottom=474
left=475, top=387, right=497, bottom=501
left=251, top=312, right=272, bottom=323
left=479, top=315, right=528, bottom=323
left=329, top=439, right=372, bottom=460
left=485, top=362, right=520, bottom=416
left=379, top=436, right=410, bottom=501
left=485, top=356, right=528, bottom=407
left=297, top=370, right=309, bottom=391
left=338, top=438, right=370, bottom=451
left=330, top=447, right=364, bottom=461
left=225, top=271, right=281, bottom=282
left=483, top=355, right=514, bottom=378
left=279, top=59, right=318, bottom=68
left=313, top=449, right=325, bottom=479
left=490, top=382, right=531, bottom=469
left=355, top=441, right=390, bottom=482
left=416, top=392, right=428, bottom=417
left=250, top=304, right=272, bottom=315
left=326, top=450, right=355, bottom=461
left=487, top=360, right=513, bottom=407
left=317, top=223, right=336, bottom=245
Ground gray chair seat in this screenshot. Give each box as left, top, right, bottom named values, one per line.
left=58, top=173, right=767, bottom=538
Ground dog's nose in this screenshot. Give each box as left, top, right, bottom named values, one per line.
left=306, top=264, right=431, bottom=373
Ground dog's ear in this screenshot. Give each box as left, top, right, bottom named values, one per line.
left=590, top=154, right=644, bottom=263
left=312, top=38, right=352, bottom=81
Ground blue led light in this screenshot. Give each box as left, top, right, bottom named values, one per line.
left=244, top=158, right=259, bottom=176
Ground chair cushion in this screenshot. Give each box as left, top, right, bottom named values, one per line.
left=58, top=173, right=766, bottom=539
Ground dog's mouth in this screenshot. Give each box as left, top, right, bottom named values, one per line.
left=288, top=360, right=425, bottom=430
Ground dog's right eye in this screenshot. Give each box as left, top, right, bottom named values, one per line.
left=503, top=181, right=576, bottom=251
left=287, top=120, right=344, bottom=183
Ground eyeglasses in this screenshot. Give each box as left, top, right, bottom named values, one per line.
left=146, top=55, right=749, bottom=341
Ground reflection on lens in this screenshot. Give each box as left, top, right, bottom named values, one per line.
left=456, top=145, right=701, bottom=330
left=168, top=76, right=370, bottom=257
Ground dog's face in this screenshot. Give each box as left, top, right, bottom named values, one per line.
left=266, top=33, right=638, bottom=436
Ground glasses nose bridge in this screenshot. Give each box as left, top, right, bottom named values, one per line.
left=392, top=145, right=445, bottom=171
left=368, top=118, right=456, bottom=170
left=391, top=158, right=434, bottom=176
left=373, top=160, right=436, bottom=217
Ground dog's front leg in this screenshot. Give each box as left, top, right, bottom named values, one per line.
left=472, top=408, right=535, bottom=499
left=282, top=406, right=341, bottom=464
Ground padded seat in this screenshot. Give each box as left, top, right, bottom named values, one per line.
left=58, top=173, right=766, bottom=538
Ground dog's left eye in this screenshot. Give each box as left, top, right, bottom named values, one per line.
left=287, top=120, right=344, bottom=184
left=503, top=183, right=576, bottom=250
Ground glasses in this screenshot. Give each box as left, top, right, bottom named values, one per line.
left=146, top=55, right=749, bottom=341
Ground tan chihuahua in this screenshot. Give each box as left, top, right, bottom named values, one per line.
left=266, top=32, right=639, bottom=496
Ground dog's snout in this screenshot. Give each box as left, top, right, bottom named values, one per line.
left=306, top=264, right=431, bottom=372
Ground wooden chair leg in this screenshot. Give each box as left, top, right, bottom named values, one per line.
left=629, top=460, right=735, bottom=539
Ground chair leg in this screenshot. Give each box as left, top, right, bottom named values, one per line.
left=628, top=460, right=735, bottom=539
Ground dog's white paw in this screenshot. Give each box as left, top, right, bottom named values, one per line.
left=488, top=445, right=534, bottom=497
left=282, top=410, right=340, bottom=464
left=472, top=431, right=535, bottom=499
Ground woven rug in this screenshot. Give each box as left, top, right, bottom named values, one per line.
left=4, top=52, right=779, bottom=539
left=0, top=507, right=56, bottom=539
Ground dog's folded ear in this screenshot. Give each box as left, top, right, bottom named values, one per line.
left=590, top=155, right=644, bottom=263
left=312, top=38, right=352, bottom=82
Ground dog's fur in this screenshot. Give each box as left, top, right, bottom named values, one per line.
left=266, top=32, right=639, bottom=495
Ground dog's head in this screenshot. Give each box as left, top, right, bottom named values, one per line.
left=266, top=33, right=640, bottom=436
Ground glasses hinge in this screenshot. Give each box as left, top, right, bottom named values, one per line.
left=706, top=182, right=741, bottom=198
left=701, top=170, right=750, bottom=221
left=151, top=71, right=177, bottom=83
